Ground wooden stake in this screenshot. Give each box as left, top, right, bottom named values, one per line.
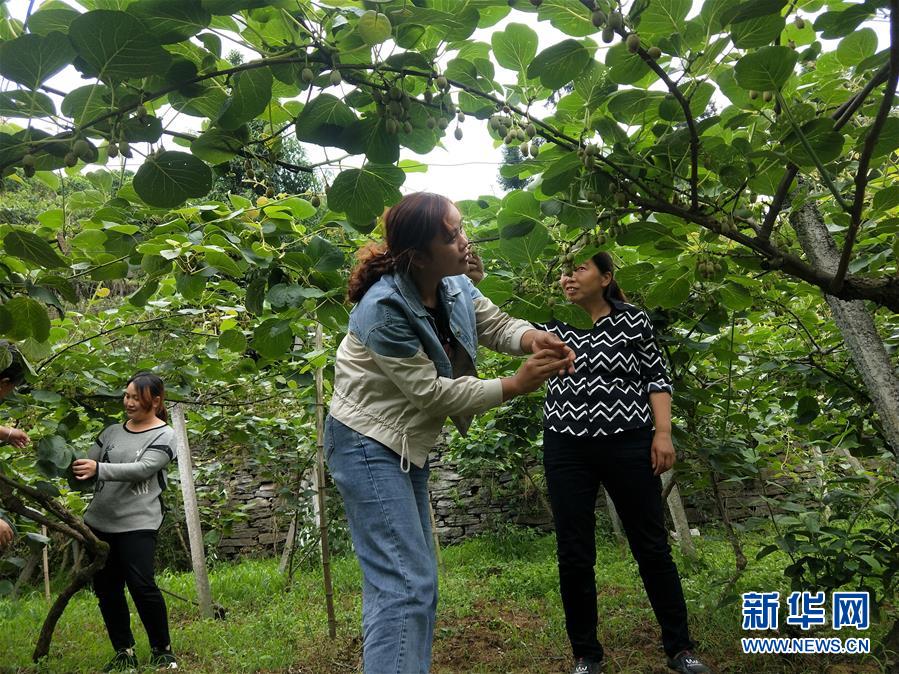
left=171, top=404, right=214, bottom=619
left=662, top=472, right=697, bottom=558
left=313, top=323, right=337, bottom=639
left=603, top=488, right=625, bottom=543
left=41, top=525, right=50, bottom=602
left=428, top=500, right=443, bottom=572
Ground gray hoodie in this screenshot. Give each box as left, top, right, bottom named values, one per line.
left=83, top=422, right=176, bottom=533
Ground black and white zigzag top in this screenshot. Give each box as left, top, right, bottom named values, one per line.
left=537, top=299, right=673, bottom=437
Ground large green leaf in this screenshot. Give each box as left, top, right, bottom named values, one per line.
left=217, top=66, right=273, bottom=130
left=836, top=27, right=877, bottom=67
left=608, top=90, right=666, bottom=125
left=527, top=39, right=593, bottom=90
left=491, top=22, right=538, bottom=73
left=357, top=10, right=392, bottom=45
left=783, top=118, right=845, bottom=167
left=327, top=164, right=405, bottom=226
left=37, top=436, right=72, bottom=471
left=133, top=151, right=213, bottom=208
left=814, top=3, right=875, bottom=39
left=537, top=0, right=594, bottom=37
left=69, top=10, right=172, bottom=81
left=26, top=3, right=81, bottom=36
left=499, top=221, right=550, bottom=266
left=60, top=84, right=114, bottom=126
left=497, top=191, right=543, bottom=236
left=0, top=90, right=56, bottom=118
left=191, top=127, right=247, bottom=164
left=730, top=15, right=785, bottom=48
left=0, top=32, right=76, bottom=89
left=3, top=231, right=67, bottom=269
left=307, top=235, right=345, bottom=273
left=128, top=0, right=211, bottom=44
left=294, top=94, right=358, bottom=150
left=638, top=0, right=691, bottom=39
left=734, top=46, right=798, bottom=91
left=645, top=266, right=692, bottom=308
left=2, top=297, right=51, bottom=342
left=341, top=116, right=400, bottom=164
left=606, top=43, right=653, bottom=86
left=253, top=318, right=293, bottom=359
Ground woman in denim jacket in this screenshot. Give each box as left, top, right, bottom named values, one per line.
left=326, top=192, right=575, bottom=674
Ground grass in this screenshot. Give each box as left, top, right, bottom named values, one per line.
left=0, top=524, right=892, bottom=673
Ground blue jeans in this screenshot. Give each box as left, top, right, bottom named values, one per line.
left=324, top=415, right=438, bottom=674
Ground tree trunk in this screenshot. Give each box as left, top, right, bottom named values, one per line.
left=790, top=200, right=899, bottom=455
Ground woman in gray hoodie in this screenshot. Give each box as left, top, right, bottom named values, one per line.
left=72, top=372, right=178, bottom=671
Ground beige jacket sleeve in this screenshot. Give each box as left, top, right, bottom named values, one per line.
left=472, top=295, right=532, bottom=356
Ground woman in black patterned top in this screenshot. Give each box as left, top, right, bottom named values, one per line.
left=541, top=252, right=711, bottom=674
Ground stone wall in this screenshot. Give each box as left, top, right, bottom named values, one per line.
left=428, top=449, right=553, bottom=545
left=213, top=471, right=288, bottom=558
left=199, top=446, right=832, bottom=559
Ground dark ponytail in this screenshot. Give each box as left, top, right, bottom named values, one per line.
left=127, top=371, right=167, bottom=422
left=346, top=192, right=456, bottom=303
left=591, top=251, right=627, bottom=303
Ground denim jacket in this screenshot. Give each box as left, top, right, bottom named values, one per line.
left=329, top=272, right=532, bottom=470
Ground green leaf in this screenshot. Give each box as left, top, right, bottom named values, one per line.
left=836, top=28, right=877, bottom=67
left=267, top=284, right=326, bottom=310
left=128, top=279, right=159, bottom=307
left=219, top=329, right=247, bottom=352
left=734, top=46, right=798, bottom=92
left=294, top=94, right=358, bottom=150
left=307, top=235, right=344, bottom=273
left=4, top=230, right=67, bottom=269
left=527, top=39, right=593, bottom=90
left=217, top=66, right=273, bottom=130
left=191, top=127, right=246, bottom=164
left=537, top=0, right=594, bottom=37
left=342, top=116, right=400, bottom=164
left=205, top=250, right=247, bottom=277
left=69, top=10, right=172, bottom=81
left=638, top=0, right=691, bottom=39
left=2, top=297, right=51, bottom=342
left=37, top=435, right=72, bottom=470
left=730, top=15, right=785, bottom=48
left=128, top=0, right=211, bottom=44
left=491, top=23, right=538, bottom=73
left=608, top=90, right=666, bottom=125
left=721, top=0, right=786, bottom=25
left=541, top=152, right=582, bottom=197
left=873, top=185, right=899, bottom=212
left=606, top=42, right=653, bottom=86
left=0, top=32, right=76, bottom=89
left=498, top=191, right=543, bottom=236
left=0, top=90, right=56, bottom=118
left=645, top=267, right=691, bottom=308
left=253, top=318, right=293, bottom=359
left=327, top=164, right=404, bottom=225
left=796, top=395, right=819, bottom=425
left=26, top=4, right=81, bottom=36
left=133, top=151, right=213, bottom=208
left=719, top=282, right=752, bottom=311
left=783, top=118, right=845, bottom=167
left=61, top=84, right=114, bottom=126
left=814, top=4, right=875, bottom=39
left=499, top=222, right=550, bottom=266
left=357, top=10, right=392, bottom=45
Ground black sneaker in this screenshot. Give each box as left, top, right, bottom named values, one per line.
left=571, top=656, right=603, bottom=674
left=667, top=650, right=712, bottom=673
left=149, top=647, right=178, bottom=670
left=102, top=647, right=138, bottom=672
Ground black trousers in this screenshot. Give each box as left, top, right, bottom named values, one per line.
left=90, top=528, right=171, bottom=652
left=543, top=427, right=694, bottom=661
